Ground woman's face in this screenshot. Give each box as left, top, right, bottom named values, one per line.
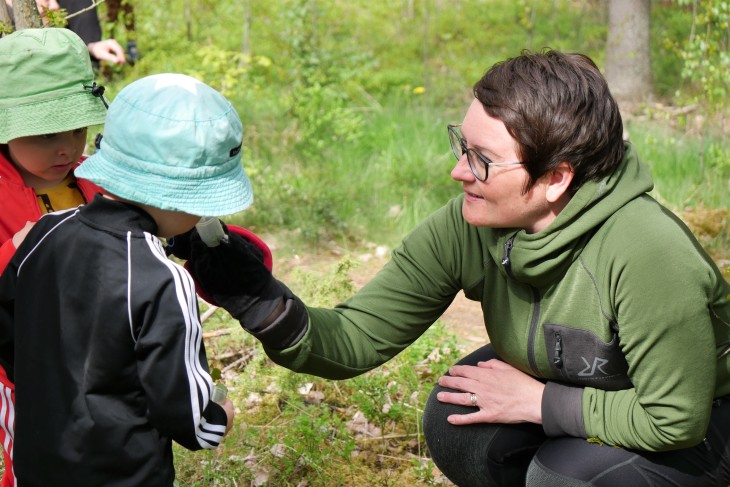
left=450, top=99, right=555, bottom=234
left=7, top=128, right=87, bottom=190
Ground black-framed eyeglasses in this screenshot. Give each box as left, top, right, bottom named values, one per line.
left=447, top=124, right=524, bottom=181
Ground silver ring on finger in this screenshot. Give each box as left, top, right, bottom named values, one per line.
left=469, top=392, right=478, bottom=407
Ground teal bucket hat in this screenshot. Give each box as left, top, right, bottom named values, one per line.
left=0, top=28, right=108, bottom=144
left=76, top=73, right=253, bottom=217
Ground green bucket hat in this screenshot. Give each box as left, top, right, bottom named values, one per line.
left=76, top=73, right=253, bottom=217
left=0, top=28, right=108, bottom=144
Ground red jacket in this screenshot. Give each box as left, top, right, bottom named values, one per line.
left=0, top=151, right=103, bottom=242
left=0, top=151, right=103, bottom=269
left=0, top=150, right=102, bottom=487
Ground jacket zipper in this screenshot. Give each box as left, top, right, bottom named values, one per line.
left=502, top=234, right=542, bottom=375
left=527, top=287, right=541, bottom=374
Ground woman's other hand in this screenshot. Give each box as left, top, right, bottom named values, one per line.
left=436, top=359, right=545, bottom=425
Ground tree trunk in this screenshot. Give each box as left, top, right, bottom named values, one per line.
left=13, top=0, right=43, bottom=29
left=605, top=0, right=652, bottom=106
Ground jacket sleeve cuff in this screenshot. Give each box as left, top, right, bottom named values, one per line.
left=248, top=288, right=308, bottom=350
left=542, top=381, right=586, bottom=437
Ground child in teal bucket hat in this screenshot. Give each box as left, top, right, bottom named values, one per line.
left=77, top=73, right=253, bottom=215
left=0, top=26, right=108, bottom=487
left=0, top=73, right=251, bottom=486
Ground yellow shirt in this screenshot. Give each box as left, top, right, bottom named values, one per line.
left=35, top=174, right=86, bottom=215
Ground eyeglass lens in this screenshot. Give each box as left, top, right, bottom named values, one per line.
left=448, top=127, right=487, bottom=180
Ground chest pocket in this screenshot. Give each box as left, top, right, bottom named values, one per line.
left=544, top=323, right=632, bottom=391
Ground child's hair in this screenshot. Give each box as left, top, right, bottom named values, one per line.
left=0, top=28, right=108, bottom=144
left=76, top=73, right=253, bottom=217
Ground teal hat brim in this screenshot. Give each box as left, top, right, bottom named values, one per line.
left=76, top=149, right=253, bottom=217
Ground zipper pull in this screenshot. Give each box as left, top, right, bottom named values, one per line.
left=501, top=237, right=514, bottom=266
left=501, top=234, right=517, bottom=278
left=553, top=332, right=563, bottom=368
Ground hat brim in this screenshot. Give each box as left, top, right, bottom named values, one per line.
left=76, top=150, right=254, bottom=217
left=0, top=92, right=107, bottom=144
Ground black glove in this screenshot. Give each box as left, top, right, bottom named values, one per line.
left=188, top=231, right=268, bottom=300
left=187, top=231, right=308, bottom=349
left=165, top=227, right=196, bottom=260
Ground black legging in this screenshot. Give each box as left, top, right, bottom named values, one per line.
left=423, top=344, right=730, bottom=486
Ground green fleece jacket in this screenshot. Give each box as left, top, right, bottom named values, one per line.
left=265, top=143, right=730, bottom=452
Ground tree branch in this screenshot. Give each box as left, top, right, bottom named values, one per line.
left=64, top=0, right=106, bottom=21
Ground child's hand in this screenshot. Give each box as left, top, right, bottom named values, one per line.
left=11, top=221, right=35, bottom=249
left=220, top=398, right=235, bottom=434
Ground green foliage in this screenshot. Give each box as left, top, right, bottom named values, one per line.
left=628, top=122, right=730, bottom=208
left=652, top=3, right=693, bottom=96
left=189, top=45, right=272, bottom=99
left=0, top=20, right=13, bottom=36
left=670, top=0, right=730, bottom=113
left=42, top=7, right=68, bottom=28
left=279, top=0, right=372, bottom=158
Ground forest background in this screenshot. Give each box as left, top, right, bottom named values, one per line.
left=4, top=0, right=730, bottom=485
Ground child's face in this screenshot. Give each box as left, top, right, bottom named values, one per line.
left=7, top=128, right=87, bottom=190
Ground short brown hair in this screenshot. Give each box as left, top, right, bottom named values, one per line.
left=473, top=49, right=624, bottom=194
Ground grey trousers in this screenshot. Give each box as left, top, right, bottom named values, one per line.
left=423, top=345, right=730, bottom=486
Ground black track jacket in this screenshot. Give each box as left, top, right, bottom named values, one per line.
left=0, top=195, right=227, bottom=487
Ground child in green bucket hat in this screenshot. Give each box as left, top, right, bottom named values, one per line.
left=0, top=27, right=109, bottom=245
left=0, top=26, right=108, bottom=487
left=0, top=72, right=251, bottom=485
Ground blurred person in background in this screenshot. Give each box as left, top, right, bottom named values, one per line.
left=5, top=0, right=127, bottom=65
left=58, top=0, right=138, bottom=65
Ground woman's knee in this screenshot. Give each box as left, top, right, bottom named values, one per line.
left=422, top=344, right=497, bottom=457
left=422, top=344, right=544, bottom=487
